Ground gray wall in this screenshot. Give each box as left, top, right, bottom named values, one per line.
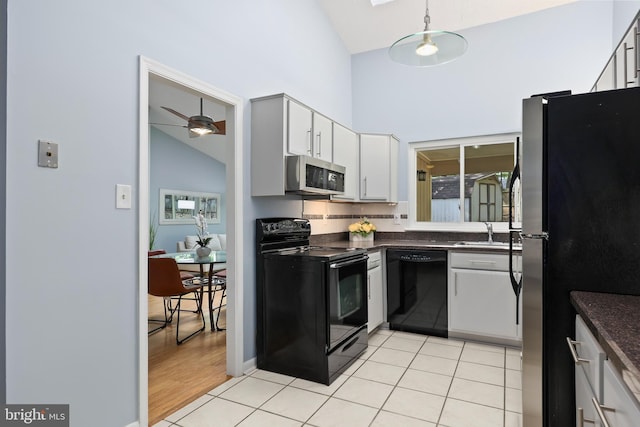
left=5, top=0, right=351, bottom=426
left=149, top=127, right=226, bottom=253
left=352, top=1, right=640, bottom=201
left=1, top=0, right=6, bottom=405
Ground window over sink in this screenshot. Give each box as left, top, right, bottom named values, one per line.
left=408, top=133, right=521, bottom=231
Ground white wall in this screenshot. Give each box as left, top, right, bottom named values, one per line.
left=5, top=1, right=351, bottom=426
left=351, top=1, right=639, bottom=201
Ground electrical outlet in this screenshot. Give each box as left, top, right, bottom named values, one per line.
left=394, top=213, right=401, bottom=224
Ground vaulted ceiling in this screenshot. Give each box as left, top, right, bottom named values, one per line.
left=318, top=0, right=578, bottom=54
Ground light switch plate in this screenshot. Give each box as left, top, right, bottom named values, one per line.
left=116, top=184, right=132, bottom=209
left=38, top=140, right=59, bottom=168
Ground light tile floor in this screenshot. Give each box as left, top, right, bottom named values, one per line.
left=153, top=329, right=522, bottom=427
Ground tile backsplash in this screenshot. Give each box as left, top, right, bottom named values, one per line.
left=303, top=200, right=407, bottom=235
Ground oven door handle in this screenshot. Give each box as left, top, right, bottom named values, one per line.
left=330, top=256, right=368, bottom=269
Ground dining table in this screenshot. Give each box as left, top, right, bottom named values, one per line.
left=151, top=251, right=226, bottom=331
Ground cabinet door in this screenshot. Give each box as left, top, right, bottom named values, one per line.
left=360, top=134, right=390, bottom=200
left=596, top=60, right=615, bottom=92
left=615, top=46, right=626, bottom=89
left=332, top=123, right=358, bottom=200
left=576, top=365, right=601, bottom=427
left=312, top=113, right=333, bottom=162
left=449, top=268, right=520, bottom=340
left=601, top=361, right=640, bottom=427
left=287, top=99, right=313, bottom=156
left=367, top=265, right=384, bottom=333
left=624, top=24, right=638, bottom=87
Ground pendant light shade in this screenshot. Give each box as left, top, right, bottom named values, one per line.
left=389, top=0, right=467, bottom=67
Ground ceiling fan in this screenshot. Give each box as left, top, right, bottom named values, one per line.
left=153, top=98, right=226, bottom=137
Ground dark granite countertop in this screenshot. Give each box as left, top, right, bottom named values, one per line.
left=571, top=291, right=640, bottom=402
left=312, top=238, right=520, bottom=253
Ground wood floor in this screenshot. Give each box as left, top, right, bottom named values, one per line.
left=148, top=290, right=230, bottom=426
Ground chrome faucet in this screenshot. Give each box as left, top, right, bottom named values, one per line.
left=484, top=222, right=493, bottom=243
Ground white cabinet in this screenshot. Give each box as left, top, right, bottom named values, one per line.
left=359, top=134, right=398, bottom=202
left=332, top=123, right=359, bottom=201
left=367, top=251, right=384, bottom=333
left=251, top=94, right=335, bottom=196
left=593, top=14, right=639, bottom=91
left=570, top=315, right=640, bottom=427
left=287, top=99, right=332, bottom=162
left=448, top=251, right=522, bottom=344
left=312, top=113, right=333, bottom=162
left=569, top=315, right=605, bottom=427
left=600, top=360, right=640, bottom=427
left=287, top=99, right=313, bottom=157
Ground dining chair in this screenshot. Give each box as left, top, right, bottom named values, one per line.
left=148, top=249, right=201, bottom=320
left=148, top=257, right=206, bottom=344
left=210, top=269, right=227, bottom=331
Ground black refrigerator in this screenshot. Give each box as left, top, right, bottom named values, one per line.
left=519, top=87, right=640, bottom=426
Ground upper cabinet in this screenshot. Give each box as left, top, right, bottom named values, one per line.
left=359, top=133, right=398, bottom=202
left=332, top=123, right=359, bottom=201
left=287, top=100, right=333, bottom=162
left=251, top=93, right=398, bottom=200
left=287, top=99, right=314, bottom=157
left=593, top=13, right=639, bottom=91
left=251, top=94, right=337, bottom=196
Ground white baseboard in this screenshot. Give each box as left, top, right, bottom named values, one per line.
left=242, top=357, right=257, bottom=374
left=124, top=422, right=139, bottom=427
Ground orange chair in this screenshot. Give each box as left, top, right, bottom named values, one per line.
left=148, top=250, right=195, bottom=280
left=148, top=257, right=205, bottom=344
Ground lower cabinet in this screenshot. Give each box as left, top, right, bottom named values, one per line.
left=448, top=251, right=522, bottom=343
left=570, top=315, right=640, bottom=427
left=600, top=360, right=640, bottom=427
left=570, top=315, right=605, bottom=427
left=367, top=251, right=383, bottom=333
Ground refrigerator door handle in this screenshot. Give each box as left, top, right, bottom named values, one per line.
left=509, top=230, right=523, bottom=325
left=508, top=137, right=521, bottom=229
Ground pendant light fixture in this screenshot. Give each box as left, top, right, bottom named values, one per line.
left=389, top=0, right=467, bottom=67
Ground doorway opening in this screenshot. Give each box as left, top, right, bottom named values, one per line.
left=138, top=57, right=244, bottom=426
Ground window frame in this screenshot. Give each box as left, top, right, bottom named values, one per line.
left=407, top=132, right=521, bottom=232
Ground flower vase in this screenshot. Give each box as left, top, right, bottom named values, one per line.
left=196, top=246, right=212, bottom=258
left=349, top=233, right=374, bottom=243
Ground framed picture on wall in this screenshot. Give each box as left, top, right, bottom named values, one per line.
left=159, top=189, right=221, bottom=225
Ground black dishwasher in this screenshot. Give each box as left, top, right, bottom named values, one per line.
left=386, top=249, right=447, bottom=337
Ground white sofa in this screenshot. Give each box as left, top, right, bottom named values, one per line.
left=177, top=234, right=227, bottom=273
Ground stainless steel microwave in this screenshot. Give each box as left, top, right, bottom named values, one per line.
left=285, top=155, right=346, bottom=196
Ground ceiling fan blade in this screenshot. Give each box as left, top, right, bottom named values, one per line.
left=160, top=106, right=191, bottom=122
left=213, top=120, right=226, bottom=135
left=149, top=122, right=188, bottom=128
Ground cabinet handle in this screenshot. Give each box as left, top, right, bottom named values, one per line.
left=625, top=42, right=635, bottom=85
left=591, top=397, right=614, bottom=427
left=469, top=260, right=496, bottom=265
left=363, top=176, right=367, bottom=196
left=316, top=131, right=322, bottom=157
left=367, top=273, right=371, bottom=299
left=577, top=407, right=596, bottom=427
left=566, top=337, right=589, bottom=364
left=306, top=130, right=312, bottom=154
left=636, top=25, right=639, bottom=77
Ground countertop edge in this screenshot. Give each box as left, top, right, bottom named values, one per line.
left=314, top=239, right=520, bottom=253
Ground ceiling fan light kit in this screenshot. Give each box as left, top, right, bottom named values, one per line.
left=389, top=0, right=467, bottom=67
